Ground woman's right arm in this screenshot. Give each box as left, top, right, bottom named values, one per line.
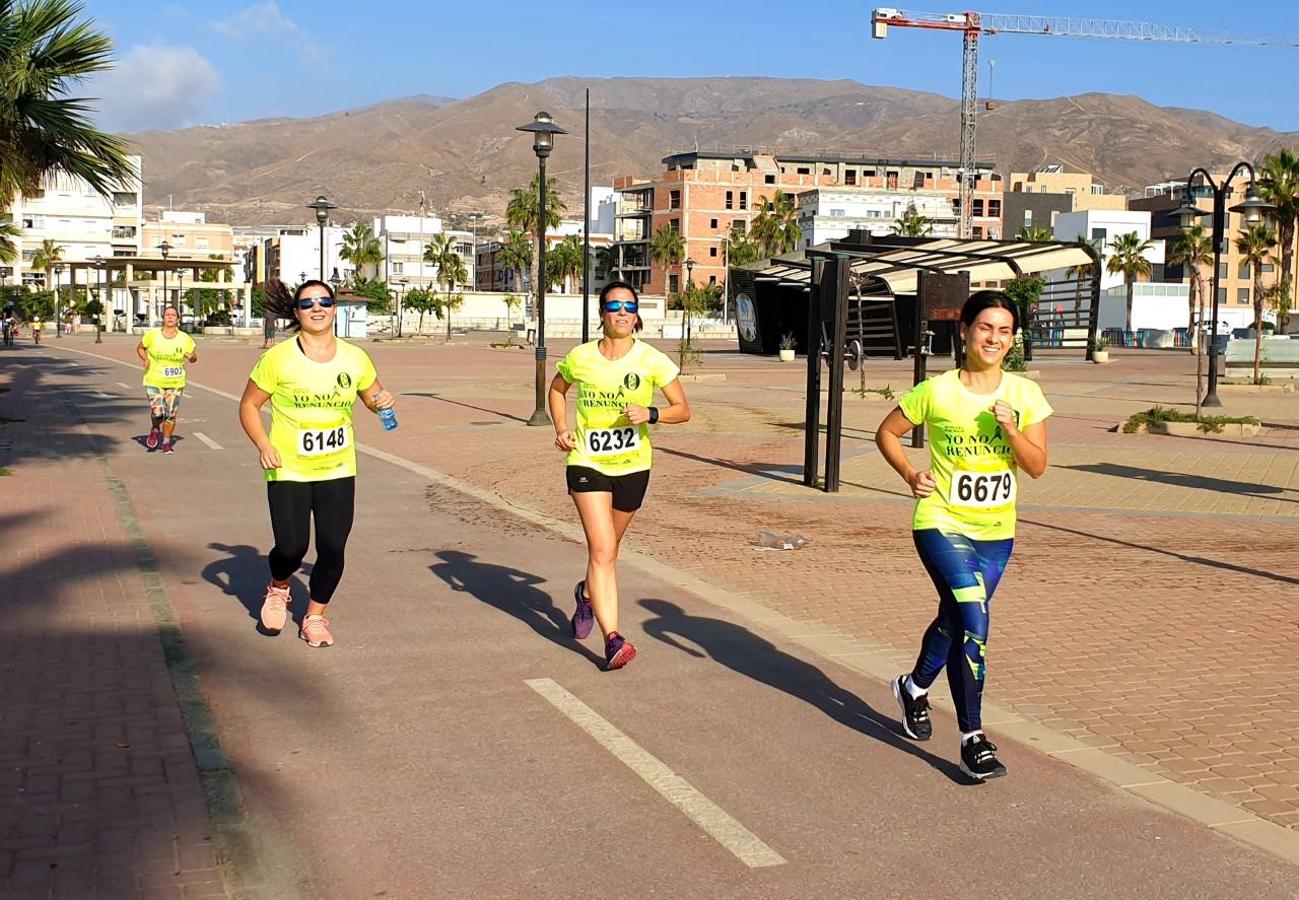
left=875, top=406, right=935, bottom=498
left=238, top=380, right=281, bottom=470
left=547, top=373, right=575, bottom=451
left=136, top=342, right=148, bottom=365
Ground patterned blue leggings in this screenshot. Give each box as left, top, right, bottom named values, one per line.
left=910, top=529, right=1014, bottom=733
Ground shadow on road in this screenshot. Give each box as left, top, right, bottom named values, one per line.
left=202, top=542, right=313, bottom=631
left=638, top=598, right=973, bottom=784
left=1057, top=462, right=1296, bottom=503
left=404, top=391, right=530, bottom=424
left=429, top=549, right=605, bottom=668
left=655, top=446, right=804, bottom=486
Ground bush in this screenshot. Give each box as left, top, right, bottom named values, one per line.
left=1123, top=406, right=1260, bottom=434
left=204, top=310, right=232, bottom=327
left=1002, top=335, right=1028, bottom=372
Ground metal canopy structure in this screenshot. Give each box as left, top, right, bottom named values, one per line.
left=754, top=236, right=1094, bottom=297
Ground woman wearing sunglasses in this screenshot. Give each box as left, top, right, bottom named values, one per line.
left=548, top=281, right=691, bottom=670
left=238, top=279, right=396, bottom=648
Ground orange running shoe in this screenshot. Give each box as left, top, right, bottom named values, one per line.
left=259, top=582, right=290, bottom=634
left=299, top=614, right=334, bottom=648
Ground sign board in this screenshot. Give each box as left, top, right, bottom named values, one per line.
left=919, top=271, right=969, bottom=320
left=735, top=292, right=757, bottom=343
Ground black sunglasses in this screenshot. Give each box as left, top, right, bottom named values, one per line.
left=297, top=296, right=335, bottom=309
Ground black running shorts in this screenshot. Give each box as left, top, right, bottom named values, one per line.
left=566, top=465, right=650, bottom=512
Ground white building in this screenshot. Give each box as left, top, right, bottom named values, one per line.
left=6, top=155, right=143, bottom=288
left=796, top=188, right=959, bottom=247
left=591, top=187, right=617, bottom=237
left=1052, top=209, right=1163, bottom=292
left=373, top=214, right=442, bottom=291
left=265, top=225, right=350, bottom=285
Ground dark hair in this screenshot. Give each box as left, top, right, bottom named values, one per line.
left=960, top=289, right=1019, bottom=335
left=264, top=278, right=335, bottom=332
left=161, top=305, right=180, bottom=318
left=598, top=280, right=643, bottom=333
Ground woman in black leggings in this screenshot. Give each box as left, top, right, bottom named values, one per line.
left=238, top=278, right=396, bottom=647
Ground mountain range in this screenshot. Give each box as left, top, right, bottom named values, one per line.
left=123, top=77, right=1299, bottom=227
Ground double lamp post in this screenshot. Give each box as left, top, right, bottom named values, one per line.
left=1175, top=163, right=1274, bottom=407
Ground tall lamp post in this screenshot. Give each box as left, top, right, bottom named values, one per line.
left=178, top=269, right=188, bottom=327
left=684, top=256, right=696, bottom=346
left=307, top=195, right=336, bottom=281
left=396, top=277, right=408, bottom=337
left=92, top=255, right=104, bottom=343
left=53, top=263, right=63, bottom=338
left=1176, top=163, right=1274, bottom=407
left=515, top=111, right=568, bottom=427
left=158, top=240, right=171, bottom=323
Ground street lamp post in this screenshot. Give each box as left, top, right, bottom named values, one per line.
left=1176, top=163, right=1274, bottom=407
left=684, top=256, right=696, bottom=347
left=92, top=255, right=104, bottom=343
left=158, top=241, right=171, bottom=325
left=307, top=195, right=337, bottom=281
left=515, top=111, right=569, bottom=427
left=396, top=277, right=408, bottom=337
left=53, top=263, right=63, bottom=338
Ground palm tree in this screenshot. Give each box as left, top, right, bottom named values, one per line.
left=340, top=224, right=382, bottom=284
left=1167, top=224, right=1212, bottom=354
left=727, top=232, right=763, bottom=266
left=506, top=174, right=565, bottom=301
left=1016, top=226, right=1053, bottom=242
left=1235, top=221, right=1278, bottom=385
left=499, top=230, right=532, bottom=301
left=425, top=233, right=468, bottom=339
left=0, top=0, right=136, bottom=208
left=1259, top=150, right=1299, bottom=333
left=546, top=234, right=583, bottom=293
left=891, top=205, right=933, bottom=237
left=750, top=190, right=801, bottom=256
left=30, top=239, right=63, bottom=291
left=650, top=225, right=685, bottom=292
left=0, top=223, right=20, bottom=265
left=1105, top=231, right=1154, bottom=332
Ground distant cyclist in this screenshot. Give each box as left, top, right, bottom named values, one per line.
left=876, top=290, right=1051, bottom=780
left=548, top=281, right=690, bottom=670
left=137, top=306, right=197, bottom=455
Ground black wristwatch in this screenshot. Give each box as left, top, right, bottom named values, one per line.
left=648, top=407, right=660, bottom=425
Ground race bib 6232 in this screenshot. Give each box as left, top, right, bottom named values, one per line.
left=585, top=426, right=640, bottom=458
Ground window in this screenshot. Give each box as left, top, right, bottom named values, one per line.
left=1218, top=287, right=1227, bottom=304
left=1238, top=287, right=1250, bottom=304
left=725, top=191, right=734, bottom=210
left=1091, top=228, right=1107, bottom=242
left=973, top=199, right=985, bottom=217
left=670, top=190, right=681, bottom=209
left=845, top=170, right=857, bottom=186
left=1023, top=210, right=1034, bottom=227
left=392, top=261, right=404, bottom=274
left=1263, top=262, right=1275, bottom=273
left=913, top=172, right=926, bottom=188
left=669, top=218, right=680, bottom=232
left=1092, top=185, right=1104, bottom=195
left=830, top=209, right=846, bottom=217
left=196, top=238, right=209, bottom=250
left=668, top=274, right=679, bottom=293
left=732, top=220, right=746, bottom=235
left=764, top=174, right=776, bottom=184
left=1239, top=262, right=1251, bottom=279
left=797, top=167, right=810, bottom=175
left=988, top=200, right=1001, bottom=217
left=739, top=192, right=748, bottom=210
left=709, top=247, right=718, bottom=257
left=708, top=275, right=717, bottom=284
left=1065, top=188, right=1077, bottom=197
left=710, top=218, right=718, bottom=229
left=973, top=226, right=984, bottom=239
left=1218, top=262, right=1228, bottom=280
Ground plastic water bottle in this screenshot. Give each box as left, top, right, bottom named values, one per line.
left=756, top=531, right=808, bottom=550
left=379, top=407, right=398, bottom=431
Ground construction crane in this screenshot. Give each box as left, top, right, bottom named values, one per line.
left=870, top=9, right=1299, bottom=239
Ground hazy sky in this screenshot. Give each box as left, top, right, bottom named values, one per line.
left=87, top=1, right=1299, bottom=133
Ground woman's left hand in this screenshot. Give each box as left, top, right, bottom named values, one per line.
left=624, top=404, right=650, bottom=425
left=991, top=400, right=1018, bottom=434
left=370, top=389, right=395, bottom=410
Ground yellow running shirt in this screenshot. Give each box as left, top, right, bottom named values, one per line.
left=898, top=368, right=1052, bottom=541
left=555, top=339, right=680, bottom=476
left=249, top=337, right=377, bottom=482
left=141, top=328, right=197, bottom=389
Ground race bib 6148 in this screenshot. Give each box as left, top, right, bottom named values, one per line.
left=298, top=425, right=350, bottom=458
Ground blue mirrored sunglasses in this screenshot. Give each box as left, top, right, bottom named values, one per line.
left=602, top=301, right=638, bottom=314
left=297, top=297, right=335, bottom=309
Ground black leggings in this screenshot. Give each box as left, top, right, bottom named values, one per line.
left=267, top=477, right=356, bottom=604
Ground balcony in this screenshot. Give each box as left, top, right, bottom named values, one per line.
left=111, top=226, right=137, bottom=240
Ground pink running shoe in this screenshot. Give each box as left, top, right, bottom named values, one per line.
left=146, top=427, right=160, bottom=450
left=299, top=614, right=334, bottom=648
left=259, top=582, right=290, bottom=635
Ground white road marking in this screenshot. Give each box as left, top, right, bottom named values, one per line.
left=94, top=391, right=115, bottom=399
left=525, top=677, right=786, bottom=869
left=192, top=432, right=223, bottom=450
left=116, top=382, right=133, bottom=390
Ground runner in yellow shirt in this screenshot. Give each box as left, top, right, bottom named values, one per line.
left=136, top=306, right=198, bottom=454
left=548, top=281, right=691, bottom=670
left=875, top=290, right=1052, bottom=779
left=238, top=279, right=396, bottom=648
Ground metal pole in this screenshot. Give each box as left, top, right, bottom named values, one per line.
left=1203, top=182, right=1226, bottom=407
left=528, top=157, right=551, bottom=426
left=318, top=221, right=326, bottom=281
left=804, top=259, right=826, bottom=488
left=582, top=87, right=591, bottom=344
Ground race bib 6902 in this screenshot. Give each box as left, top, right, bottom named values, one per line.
left=162, top=366, right=185, bottom=379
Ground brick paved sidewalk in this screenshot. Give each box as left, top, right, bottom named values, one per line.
left=0, top=352, right=225, bottom=899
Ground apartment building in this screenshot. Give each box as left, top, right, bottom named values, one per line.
left=1132, top=178, right=1293, bottom=327
left=141, top=211, right=235, bottom=262
left=5, top=155, right=143, bottom=287
left=613, top=150, right=1002, bottom=295
left=1052, top=209, right=1163, bottom=292
left=797, top=188, right=960, bottom=245
left=475, top=220, right=613, bottom=295
left=1008, top=165, right=1127, bottom=213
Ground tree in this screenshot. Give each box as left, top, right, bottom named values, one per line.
left=891, top=205, right=934, bottom=238
left=30, top=239, right=62, bottom=290
left=340, top=223, right=382, bottom=284
left=1016, top=226, right=1053, bottom=242
left=502, top=294, right=522, bottom=342
left=750, top=190, right=802, bottom=256
left=546, top=234, right=583, bottom=292
left=423, top=235, right=468, bottom=340
left=0, top=0, right=136, bottom=208
left=727, top=231, right=763, bottom=266
left=0, top=223, right=19, bottom=264
left=1105, top=231, right=1154, bottom=332
left=184, top=257, right=234, bottom=321
left=1003, top=274, right=1045, bottom=362
left=650, top=225, right=685, bottom=291
left=403, top=287, right=435, bottom=333
left=1259, top=149, right=1299, bottom=333
left=433, top=292, right=465, bottom=341
left=594, top=245, right=619, bottom=280
left=348, top=278, right=391, bottom=315
left=499, top=230, right=532, bottom=301
left=1235, top=221, right=1278, bottom=385
left=506, top=174, right=565, bottom=302
left=1167, top=224, right=1212, bottom=354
